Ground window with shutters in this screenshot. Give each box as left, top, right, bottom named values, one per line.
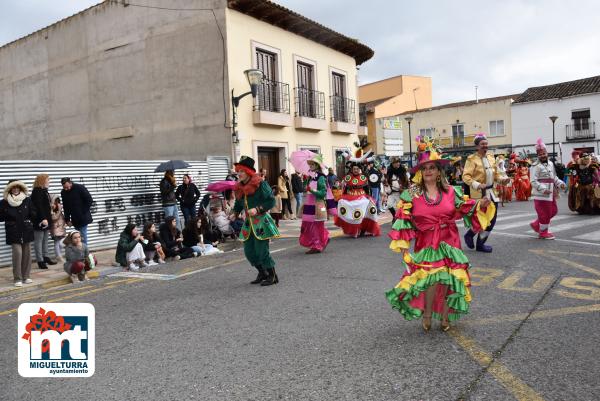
left=572, top=109, right=590, bottom=131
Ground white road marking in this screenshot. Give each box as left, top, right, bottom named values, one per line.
left=494, top=215, right=571, bottom=230
left=174, top=246, right=294, bottom=279
left=574, top=230, right=600, bottom=241
left=493, top=231, right=600, bottom=246
left=494, top=213, right=536, bottom=222
left=525, top=217, right=600, bottom=234
left=109, top=272, right=178, bottom=280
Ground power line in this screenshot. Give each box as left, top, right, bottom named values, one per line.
left=110, top=0, right=231, bottom=128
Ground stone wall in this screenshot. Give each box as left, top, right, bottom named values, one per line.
left=0, top=0, right=231, bottom=160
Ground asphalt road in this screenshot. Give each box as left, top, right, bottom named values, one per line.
left=1, top=197, right=599, bottom=401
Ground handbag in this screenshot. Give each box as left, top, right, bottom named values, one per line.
left=594, top=185, right=600, bottom=199
left=314, top=199, right=327, bottom=221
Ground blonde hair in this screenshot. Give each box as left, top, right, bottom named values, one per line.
left=33, top=174, right=49, bottom=188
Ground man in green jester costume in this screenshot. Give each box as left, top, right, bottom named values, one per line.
left=230, top=156, right=280, bottom=286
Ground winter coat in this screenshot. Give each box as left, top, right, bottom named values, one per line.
left=142, top=231, right=163, bottom=252
left=64, top=243, right=89, bottom=274
left=210, top=210, right=233, bottom=235
left=182, top=227, right=201, bottom=248
left=115, top=231, right=141, bottom=267
left=61, top=183, right=94, bottom=227
left=176, top=183, right=200, bottom=207
left=160, top=178, right=177, bottom=206
left=0, top=181, right=36, bottom=245
left=278, top=175, right=291, bottom=199
left=270, top=195, right=282, bottom=214
left=159, top=223, right=183, bottom=251
left=291, top=174, right=304, bottom=195
left=50, top=195, right=66, bottom=238
left=31, top=187, right=52, bottom=230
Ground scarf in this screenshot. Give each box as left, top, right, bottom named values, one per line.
left=234, top=174, right=263, bottom=199
left=7, top=192, right=26, bottom=207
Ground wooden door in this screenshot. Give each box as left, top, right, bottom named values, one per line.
left=257, top=147, right=279, bottom=186
left=331, top=72, right=346, bottom=122
left=256, top=49, right=278, bottom=111
left=297, top=62, right=315, bottom=117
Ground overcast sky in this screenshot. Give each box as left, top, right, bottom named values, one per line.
left=2, top=0, right=600, bottom=105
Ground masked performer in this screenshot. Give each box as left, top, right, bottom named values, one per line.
left=230, top=156, right=280, bottom=286
left=386, top=137, right=494, bottom=332
left=334, top=150, right=381, bottom=238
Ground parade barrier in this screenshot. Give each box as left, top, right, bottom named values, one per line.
left=0, top=158, right=230, bottom=268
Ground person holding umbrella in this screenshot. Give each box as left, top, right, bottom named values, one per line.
left=155, top=160, right=191, bottom=231
left=160, top=170, right=181, bottom=230
left=230, top=156, right=280, bottom=286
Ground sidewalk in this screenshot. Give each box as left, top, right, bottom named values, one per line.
left=0, top=211, right=393, bottom=296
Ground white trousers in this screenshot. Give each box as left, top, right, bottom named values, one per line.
left=126, top=243, right=146, bottom=262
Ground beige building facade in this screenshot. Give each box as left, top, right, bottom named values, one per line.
left=396, top=95, right=517, bottom=161
left=0, top=0, right=372, bottom=183
left=358, top=75, right=432, bottom=154
left=226, top=2, right=373, bottom=183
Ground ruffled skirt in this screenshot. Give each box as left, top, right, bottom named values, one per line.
left=299, top=221, right=329, bottom=251
left=385, top=242, right=471, bottom=322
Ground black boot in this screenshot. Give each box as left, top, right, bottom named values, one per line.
left=475, top=235, right=493, bottom=253
left=260, top=268, right=279, bottom=286
left=251, top=267, right=268, bottom=284
left=37, top=261, right=48, bottom=269
left=44, top=257, right=57, bottom=265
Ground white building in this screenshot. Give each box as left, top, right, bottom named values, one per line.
left=512, top=76, right=600, bottom=164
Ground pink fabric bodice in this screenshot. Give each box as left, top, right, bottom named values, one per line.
left=411, top=187, right=462, bottom=252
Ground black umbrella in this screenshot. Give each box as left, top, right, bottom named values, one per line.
left=154, top=160, right=191, bottom=173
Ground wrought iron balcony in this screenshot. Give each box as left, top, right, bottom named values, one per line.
left=359, top=103, right=367, bottom=127
left=255, top=79, right=290, bottom=114
left=566, top=121, right=595, bottom=140
left=294, top=88, right=325, bottom=119
left=330, top=96, right=356, bottom=124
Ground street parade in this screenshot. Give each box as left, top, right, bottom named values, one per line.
left=2, top=1, right=600, bottom=400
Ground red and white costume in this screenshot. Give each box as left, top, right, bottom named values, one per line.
left=334, top=173, right=380, bottom=237
left=529, top=139, right=566, bottom=239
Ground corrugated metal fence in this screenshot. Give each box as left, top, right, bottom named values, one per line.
left=0, top=158, right=230, bottom=268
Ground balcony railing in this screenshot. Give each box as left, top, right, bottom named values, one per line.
left=255, top=79, right=290, bottom=114
left=359, top=103, right=367, bottom=127
left=330, top=96, right=356, bottom=124
left=566, top=121, right=595, bottom=140
left=294, top=88, right=325, bottom=119
left=451, top=134, right=475, bottom=148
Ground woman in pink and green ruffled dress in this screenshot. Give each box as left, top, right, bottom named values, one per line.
left=386, top=137, right=494, bottom=332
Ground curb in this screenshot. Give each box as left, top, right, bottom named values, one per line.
left=0, top=266, right=123, bottom=298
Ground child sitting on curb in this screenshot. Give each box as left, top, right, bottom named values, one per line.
left=63, top=231, right=96, bottom=283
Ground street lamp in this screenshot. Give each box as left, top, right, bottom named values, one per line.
left=549, top=115, right=558, bottom=162
left=231, top=69, right=264, bottom=143
left=405, top=116, right=413, bottom=168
